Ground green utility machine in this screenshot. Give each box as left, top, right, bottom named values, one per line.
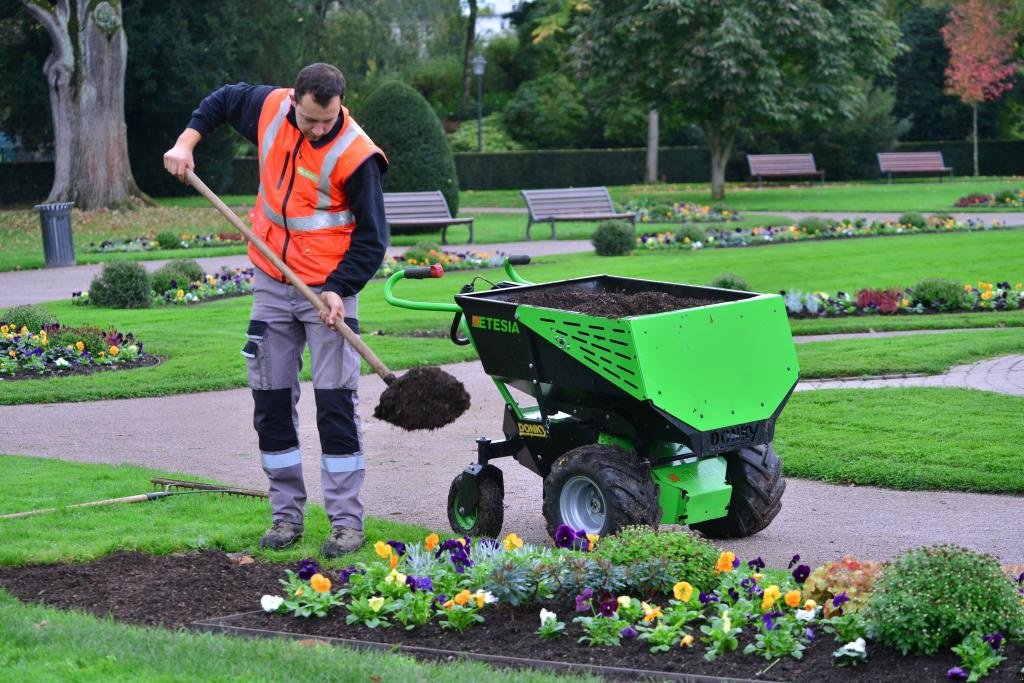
left=385, top=256, right=799, bottom=541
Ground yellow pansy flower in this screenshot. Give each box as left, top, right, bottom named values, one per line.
left=673, top=581, right=693, bottom=602
left=503, top=532, right=524, bottom=551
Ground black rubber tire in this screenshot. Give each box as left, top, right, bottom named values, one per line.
left=542, top=443, right=661, bottom=539
left=447, top=466, right=504, bottom=538
left=689, top=443, right=786, bottom=539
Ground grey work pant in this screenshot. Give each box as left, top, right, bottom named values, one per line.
left=243, top=269, right=365, bottom=531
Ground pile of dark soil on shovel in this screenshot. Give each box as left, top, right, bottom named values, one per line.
left=374, top=366, right=471, bottom=431
left=506, top=287, right=728, bottom=318
left=2, top=550, right=1021, bottom=682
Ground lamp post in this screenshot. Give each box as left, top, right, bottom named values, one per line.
left=471, top=54, right=487, bottom=153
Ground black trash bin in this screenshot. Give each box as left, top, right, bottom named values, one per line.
left=35, top=202, right=76, bottom=267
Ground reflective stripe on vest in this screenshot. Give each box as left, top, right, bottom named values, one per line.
left=260, top=197, right=354, bottom=231
left=316, top=121, right=366, bottom=210
left=259, top=96, right=292, bottom=174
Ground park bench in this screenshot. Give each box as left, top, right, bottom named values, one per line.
left=747, top=153, right=825, bottom=186
left=520, top=186, right=636, bottom=240
left=877, top=151, right=953, bottom=183
left=383, top=191, right=474, bottom=244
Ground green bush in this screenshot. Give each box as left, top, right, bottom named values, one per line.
left=49, top=325, right=113, bottom=356
left=866, top=545, right=1024, bottom=655
left=1, top=304, right=58, bottom=332
left=593, top=526, right=719, bottom=592
left=675, top=225, right=707, bottom=243
left=155, top=231, right=181, bottom=250
left=503, top=73, right=590, bottom=149
left=88, top=261, right=152, bottom=309
left=708, top=273, right=750, bottom=291
left=402, top=241, right=443, bottom=264
left=911, top=277, right=967, bottom=311
left=899, top=211, right=926, bottom=229
left=358, top=80, right=460, bottom=215
left=797, top=216, right=830, bottom=235
left=151, top=259, right=204, bottom=294
left=591, top=221, right=635, bottom=256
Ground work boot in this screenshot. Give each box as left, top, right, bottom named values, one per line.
left=258, top=520, right=304, bottom=550
left=320, top=526, right=365, bottom=558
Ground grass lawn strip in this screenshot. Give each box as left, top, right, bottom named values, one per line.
left=778, top=388, right=1024, bottom=494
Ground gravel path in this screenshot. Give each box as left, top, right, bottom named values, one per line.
left=3, top=352, right=1021, bottom=567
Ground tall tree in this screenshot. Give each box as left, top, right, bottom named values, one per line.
left=941, top=0, right=1019, bottom=176
left=21, top=0, right=146, bottom=209
left=460, top=0, right=478, bottom=117
left=573, top=0, right=903, bottom=199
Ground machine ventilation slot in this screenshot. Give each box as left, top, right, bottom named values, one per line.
left=540, top=317, right=557, bottom=323
left=592, top=342, right=612, bottom=353
left=609, top=339, right=629, bottom=347
left=614, top=352, right=631, bottom=360
left=616, top=365, right=636, bottom=376
left=563, top=321, right=581, bottom=327
left=571, top=335, right=588, bottom=344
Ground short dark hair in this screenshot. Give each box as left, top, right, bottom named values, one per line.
left=294, top=63, right=346, bottom=107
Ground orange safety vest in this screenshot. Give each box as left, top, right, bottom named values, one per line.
left=248, top=88, right=386, bottom=285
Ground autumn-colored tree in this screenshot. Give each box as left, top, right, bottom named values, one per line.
left=941, top=0, right=1020, bottom=176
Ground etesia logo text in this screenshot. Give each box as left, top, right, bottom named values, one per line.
left=471, top=315, right=519, bottom=333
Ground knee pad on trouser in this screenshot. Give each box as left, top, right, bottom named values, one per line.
left=254, top=388, right=306, bottom=523
left=315, top=388, right=364, bottom=530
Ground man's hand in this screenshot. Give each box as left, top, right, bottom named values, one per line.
left=319, top=291, right=345, bottom=328
left=163, top=129, right=201, bottom=181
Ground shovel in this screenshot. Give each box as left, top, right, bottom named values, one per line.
left=185, top=169, right=469, bottom=430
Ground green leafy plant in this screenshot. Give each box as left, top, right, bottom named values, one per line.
left=151, top=259, right=205, bottom=294
left=437, top=603, right=484, bottom=633
left=797, top=216, right=830, bottom=235
left=708, top=273, right=750, bottom=291
left=155, top=231, right=182, bottom=250
left=593, top=526, right=719, bottom=593
left=591, top=220, right=635, bottom=257
left=346, top=595, right=393, bottom=628
left=0, top=305, right=58, bottom=332
left=743, top=611, right=807, bottom=660
left=865, top=545, right=1024, bottom=655
left=637, top=620, right=686, bottom=653
left=951, top=631, right=1007, bottom=682
left=898, top=211, right=926, bottom=229
left=821, top=610, right=869, bottom=644
left=391, top=592, right=434, bottom=630
left=536, top=608, right=566, bottom=640
left=278, top=569, right=343, bottom=619
left=699, top=609, right=742, bottom=661
left=911, top=278, right=968, bottom=312
left=88, top=261, right=152, bottom=309
left=573, top=614, right=628, bottom=647
left=675, top=224, right=707, bottom=243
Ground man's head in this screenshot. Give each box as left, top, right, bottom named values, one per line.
left=292, top=63, right=346, bottom=142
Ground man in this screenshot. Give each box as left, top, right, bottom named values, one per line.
left=163, top=63, right=387, bottom=557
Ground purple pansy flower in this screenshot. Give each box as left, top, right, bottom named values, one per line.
left=832, top=592, right=850, bottom=609
left=598, top=596, right=618, bottom=617
left=792, top=564, right=811, bottom=585
left=433, top=594, right=448, bottom=608
left=296, top=558, right=320, bottom=580
left=762, top=611, right=782, bottom=631
left=727, top=588, right=740, bottom=602
left=554, top=524, right=577, bottom=549
left=698, top=592, right=719, bottom=605
left=731, top=555, right=741, bottom=569
left=982, top=632, right=1003, bottom=650
left=1017, top=572, right=1023, bottom=585
left=337, top=566, right=360, bottom=585
left=620, top=626, right=639, bottom=639
left=386, top=540, right=406, bottom=556
left=788, top=554, right=801, bottom=569
left=575, top=588, right=594, bottom=612
left=405, top=575, right=433, bottom=593
left=946, top=667, right=967, bottom=680
left=747, top=557, right=765, bottom=571
left=805, top=627, right=815, bottom=642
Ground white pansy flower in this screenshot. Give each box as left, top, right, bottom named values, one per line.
left=539, top=608, right=557, bottom=626
left=260, top=595, right=284, bottom=612
left=55, top=358, right=70, bottom=367
left=795, top=607, right=816, bottom=622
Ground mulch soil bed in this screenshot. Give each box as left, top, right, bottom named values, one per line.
left=0, top=354, right=161, bottom=382
left=1, top=550, right=1021, bottom=681
left=505, top=288, right=728, bottom=317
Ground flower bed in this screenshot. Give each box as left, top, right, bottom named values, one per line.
left=72, top=266, right=255, bottom=307
left=0, top=321, right=150, bottom=379
left=782, top=280, right=1023, bottom=318
left=955, top=189, right=1024, bottom=208
left=622, top=200, right=741, bottom=225
left=377, top=245, right=508, bottom=278
left=81, top=231, right=246, bottom=253
left=637, top=215, right=1007, bottom=251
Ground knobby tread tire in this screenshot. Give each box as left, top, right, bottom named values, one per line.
left=690, top=443, right=785, bottom=539
left=447, top=466, right=504, bottom=538
left=542, top=443, right=661, bottom=539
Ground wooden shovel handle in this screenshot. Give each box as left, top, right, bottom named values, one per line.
left=185, top=170, right=395, bottom=384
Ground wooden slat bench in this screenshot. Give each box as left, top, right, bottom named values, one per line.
left=383, top=191, right=474, bottom=244
left=877, top=151, right=953, bottom=183
left=520, top=186, right=635, bottom=240
left=747, top=153, right=825, bottom=185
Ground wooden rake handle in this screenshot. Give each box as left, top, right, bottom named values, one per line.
left=185, top=169, right=395, bottom=384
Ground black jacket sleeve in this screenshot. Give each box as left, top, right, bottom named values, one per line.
left=322, top=156, right=389, bottom=298
left=187, top=83, right=275, bottom=146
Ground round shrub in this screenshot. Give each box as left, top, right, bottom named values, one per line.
left=911, top=277, right=967, bottom=312
left=708, top=273, right=750, bottom=291
left=593, top=526, right=719, bottom=592
left=675, top=224, right=706, bottom=244
left=1, top=304, right=58, bottom=332
left=797, top=216, right=830, bottom=235
left=502, top=73, right=590, bottom=149
left=592, top=221, right=635, bottom=257
left=358, top=80, right=460, bottom=215
left=155, top=231, right=181, bottom=250
left=151, top=259, right=204, bottom=294
left=866, top=545, right=1024, bottom=655
left=88, top=261, right=152, bottom=309
left=898, top=211, right=926, bottom=229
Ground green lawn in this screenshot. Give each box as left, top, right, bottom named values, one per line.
left=4, top=233, right=1022, bottom=405
left=461, top=177, right=1024, bottom=213
left=777, top=388, right=1024, bottom=493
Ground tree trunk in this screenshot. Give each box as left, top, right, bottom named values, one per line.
left=705, top=126, right=733, bottom=201
left=645, top=109, right=659, bottom=183
left=972, top=102, right=979, bottom=177
left=460, top=0, right=478, bottom=118
left=22, top=0, right=147, bottom=209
